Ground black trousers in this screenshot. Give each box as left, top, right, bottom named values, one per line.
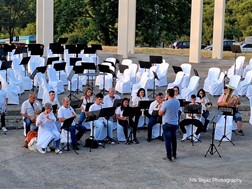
left=118, top=118, right=137, bottom=139
left=1, top=113, right=5, bottom=127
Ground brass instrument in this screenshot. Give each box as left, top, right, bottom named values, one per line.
left=205, top=102, right=212, bottom=108
left=225, top=84, right=236, bottom=103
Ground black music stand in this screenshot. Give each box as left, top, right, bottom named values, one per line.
left=73, top=65, right=85, bottom=94
left=61, top=117, right=78, bottom=154
left=20, top=57, right=30, bottom=76
left=82, top=62, right=97, bottom=93
left=28, top=44, right=44, bottom=56
left=151, top=110, right=164, bottom=141
left=118, top=64, right=128, bottom=73
left=0, top=61, right=12, bottom=81
left=182, top=103, right=202, bottom=146
left=84, top=47, right=97, bottom=64
left=91, top=44, right=103, bottom=51
left=70, top=57, right=82, bottom=66
left=205, top=111, right=222, bottom=158
left=113, top=99, right=122, bottom=108
left=139, top=61, right=152, bottom=72
left=172, top=66, right=183, bottom=74
left=70, top=99, right=82, bottom=109
left=149, top=55, right=162, bottom=64
left=68, top=46, right=81, bottom=57
left=193, top=69, right=199, bottom=77
left=49, top=43, right=64, bottom=59
left=217, top=106, right=236, bottom=147
left=149, top=71, right=159, bottom=99
left=58, top=37, right=68, bottom=45
left=30, top=66, right=47, bottom=91
left=85, top=110, right=102, bottom=152
left=98, top=64, right=112, bottom=94
left=138, top=100, right=153, bottom=128
left=67, top=70, right=79, bottom=100
left=99, top=107, right=119, bottom=144
left=47, top=57, right=59, bottom=66
left=53, top=62, right=66, bottom=80
left=231, top=45, right=242, bottom=75
left=85, top=103, right=94, bottom=112
left=123, top=107, right=139, bottom=144
left=77, top=44, right=87, bottom=51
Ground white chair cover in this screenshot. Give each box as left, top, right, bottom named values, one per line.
left=227, top=56, right=245, bottom=78
left=167, top=71, right=184, bottom=90
left=115, top=69, right=132, bottom=94
left=242, top=58, right=252, bottom=78
left=152, top=123, right=163, bottom=139
left=215, top=115, right=236, bottom=141
left=7, top=68, right=24, bottom=94
left=0, top=74, right=19, bottom=104
left=155, top=62, right=169, bottom=87
left=237, top=70, right=252, bottom=96
left=208, top=72, right=225, bottom=96
left=47, top=67, right=64, bottom=94
left=203, top=67, right=220, bottom=92
left=181, top=76, right=200, bottom=101
left=180, top=63, right=192, bottom=89
left=131, top=72, right=149, bottom=99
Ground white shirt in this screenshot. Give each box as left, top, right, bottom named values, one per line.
left=21, top=100, right=42, bottom=117
left=36, top=111, right=56, bottom=130
left=80, top=96, right=94, bottom=112
left=0, top=89, right=8, bottom=110
left=115, top=106, right=124, bottom=117
left=44, top=99, right=60, bottom=107
left=58, top=106, right=76, bottom=126
left=103, top=94, right=120, bottom=108
left=148, top=100, right=162, bottom=115
left=132, top=96, right=149, bottom=106
left=89, top=103, right=105, bottom=121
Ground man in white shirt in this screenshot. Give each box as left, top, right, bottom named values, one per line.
left=0, top=81, right=8, bottom=133
left=103, top=88, right=120, bottom=108
left=58, top=97, right=86, bottom=150
left=89, top=93, right=114, bottom=142
left=147, top=93, right=164, bottom=142
left=21, top=92, right=42, bottom=135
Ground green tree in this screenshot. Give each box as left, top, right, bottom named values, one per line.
left=0, top=0, right=35, bottom=42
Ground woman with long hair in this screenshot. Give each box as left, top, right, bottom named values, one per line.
left=115, top=98, right=139, bottom=144
left=78, top=87, right=94, bottom=126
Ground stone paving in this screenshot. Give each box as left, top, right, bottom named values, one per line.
left=1, top=52, right=252, bottom=189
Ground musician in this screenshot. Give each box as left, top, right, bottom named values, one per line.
left=21, top=92, right=42, bottom=135
left=44, top=90, right=61, bottom=132
left=36, top=102, right=61, bottom=154
left=173, top=86, right=183, bottom=122
left=115, top=98, right=139, bottom=144
left=103, top=88, right=120, bottom=108
left=196, top=89, right=210, bottom=132
left=159, top=89, right=180, bottom=161
left=89, top=93, right=114, bottom=142
left=0, top=81, right=8, bottom=133
left=58, top=97, right=87, bottom=150
left=78, top=87, right=94, bottom=126
left=43, top=90, right=60, bottom=107
left=181, top=94, right=202, bottom=142
left=132, top=88, right=149, bottom=126
left=147, top=93, right=164, bottom=142
left=217, top=86, right=244, bottom=136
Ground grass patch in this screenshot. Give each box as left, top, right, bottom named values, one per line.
left=102, top=46, right=252, bottom=60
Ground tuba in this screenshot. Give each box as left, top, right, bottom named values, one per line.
left=225, top=84, right=236, bottom=103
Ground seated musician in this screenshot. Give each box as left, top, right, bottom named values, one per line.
left=196, top=89, right=210, bottom=132
left=58, top=97, right=87, bottom=150
left=43, top=90, right=60, bottom=108
left=115, top=98, right=139, bottom=144
left=103, top=88, right=121, bottom=108
left=36, top=103, right=61, bottom=154
left=78, top=87, right=94, bottom=126
left=180, top=94, right=202, bottom=142
left=217, top=86, right=244, bottom=136
left=147, top=93, right=164, bottom=142
left=21, top=92, right=42, bottom=135
left=132, top=88, right=150, bottom=126
left=89, top=93, right=114, bottom=143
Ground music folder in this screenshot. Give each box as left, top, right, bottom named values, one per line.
left=86, top=110, right=100, bottom=122
left=30, top=66, right=47, bottom=79
left=91, top=44, right=103, bottom=50
left=179, top=99, right=186, bottom=107
left=84, top=47, right=96, bottom=54
left=139, top=61, right=152, bottom=69
left=138, top=100, right=153, bottom=109
left=99, top=107, right=116, bottom=119
left=85, top=103, right=94, bottom=112
left=53, top=62, right=66, bottom=71
left=0, top=61, right=12, bottom=70
left=172, top=66, right=183, bottom=74
left=61, top=117, right=75, bottom=130
left=70, top=57, right=82, bottom=66
left=149, top=55, right=162, bottom=64
left=47, top=57, right=59, bottom=65
left=119, top=64, right=128, bottom=73
left=58, top=37, right=68, bottom=45
left=82, top=62, right=96, bottom=71
left=20, top=57, right=31, bottom=66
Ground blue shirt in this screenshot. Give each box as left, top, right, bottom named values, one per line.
left=160, top=98, right=180, bottom=125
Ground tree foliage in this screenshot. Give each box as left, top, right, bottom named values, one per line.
left=0, top=0, right=252, bottom=46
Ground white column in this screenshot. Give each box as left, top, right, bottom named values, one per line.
left=212, top=0, right=226, bottom=59
left=36, top=0, right=54, bottom=56
left=128, top=0, right=136, bottom=54
left=189, top=0, right=203, bottom=63
left=117, top=0, right=129, bottom=58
